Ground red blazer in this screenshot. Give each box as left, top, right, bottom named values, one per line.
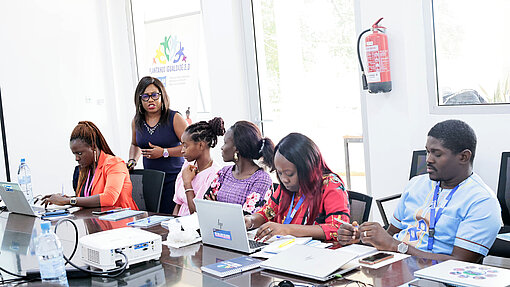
left=80, top=152, right=138, bottom=210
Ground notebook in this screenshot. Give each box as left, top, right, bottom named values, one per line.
left=98, top=210, right=145, bottom=221
left=201, top=255, right=263, bottom=277
left=260, top=244, right=358, bottom=281
left=414, top=260, right=510, bottom=287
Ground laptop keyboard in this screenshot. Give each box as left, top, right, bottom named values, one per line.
left=249, top=239, right=268, bottom=249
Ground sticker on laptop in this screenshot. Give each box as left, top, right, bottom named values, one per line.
left=4, top=185, right=13, bottom=192
left=449, top=265, right=500, bottom=281
left=213, top=229, right=232, bottom=240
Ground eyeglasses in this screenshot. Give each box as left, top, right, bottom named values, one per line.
left=140, top=92, right=161, bottom=102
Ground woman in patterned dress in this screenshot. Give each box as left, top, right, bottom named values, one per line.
left=244, top=133, right=350, bottom=241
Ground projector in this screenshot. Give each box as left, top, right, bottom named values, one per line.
left=79, top=227, right=162, bottom=271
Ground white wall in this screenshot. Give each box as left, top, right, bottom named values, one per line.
left=201, top=0, right=255, bottom=128
left=0, top=0, right=137, bottom=195
left=357, top=0, right=510, bottom=222
left=0, top=0, right=255, bottom=196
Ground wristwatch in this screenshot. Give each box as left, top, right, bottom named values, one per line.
left=163, top=148, right=169, bottom=158
left=397, top=241, right=409, bottom=254
left=70, top=197, right=77, bottom=205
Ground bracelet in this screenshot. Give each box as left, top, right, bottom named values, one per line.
left=129, top=158, right=136, bottom=164
left=184, top=188, right=194, bottom=193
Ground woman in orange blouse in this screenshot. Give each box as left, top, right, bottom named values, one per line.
left=244, top=133, right=349, bottom=241
left=42, top=121, right=138, bottom=209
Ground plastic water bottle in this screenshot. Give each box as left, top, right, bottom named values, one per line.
left=17, top=158, right=33, bottom=204
left=35, top=221, right=68, bottom=286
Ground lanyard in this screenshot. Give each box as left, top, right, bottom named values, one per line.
left=83, top=169, right=96, bottom=197
left=427, top=181, right=460, bottom=250
left=283, top=193, right=305, bottom=224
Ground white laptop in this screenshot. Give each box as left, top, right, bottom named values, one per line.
left=414, top=260, right=510, bottom=287
left=0, top=182, right=46, bottom=217
left=194, top=199, right=267, bottom=253
left=260, top=245, right=359, bottom=281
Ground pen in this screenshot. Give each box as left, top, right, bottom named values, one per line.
left=61, top=184, right=64, bottom=196
left=334, top=217, right=350, bottom=225
left=278, top=239, right=295, bottom=248
left=105, top=208, right=129, bottom=214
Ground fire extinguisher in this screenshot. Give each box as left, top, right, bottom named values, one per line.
left=357, top=18, right=392, bottom=93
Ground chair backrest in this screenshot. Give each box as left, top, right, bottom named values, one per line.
left=374, top=150, right=426, bottom=228
left=409, top=150, right=427, bottom=179
left=497, top=152, right=510, bottom=226
left=130, top=169, right=165, bottom=213
left=348, top=190, right=372, bottom=224
left=376, top=194, right=401, bottom=229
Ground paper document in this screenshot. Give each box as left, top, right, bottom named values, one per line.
left=162, top=213, right=200, bottom=231
left=262, top=236, right=313, bottom=254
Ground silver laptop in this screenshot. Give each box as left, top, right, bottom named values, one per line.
left=1, top=213, right=36, bottom=255
left=194, top=199, right=267, bottom=253
left=260, top=245, right=359, bottom=281
left=0, top=182, right=46, bottom=217
left=414, top=260, right=510, bottom=287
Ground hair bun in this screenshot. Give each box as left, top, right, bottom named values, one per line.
left=208, top=117, right=225, bottom=137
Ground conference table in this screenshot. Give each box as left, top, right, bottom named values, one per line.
left=0, top=208, right=508, bottom=287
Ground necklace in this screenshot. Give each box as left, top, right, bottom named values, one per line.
left=144, top=122, right=160, bottom=135
left=196, top=160, right=213, bottom=174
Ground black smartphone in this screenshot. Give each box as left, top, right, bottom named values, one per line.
left=359, top=252, right=394, bottom=265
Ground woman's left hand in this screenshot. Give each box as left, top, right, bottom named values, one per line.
left=41, top=194, right=70, bottom=207
left=141, top=142, right=163, bottom=159
left=255, top=222, right=290, bottom=242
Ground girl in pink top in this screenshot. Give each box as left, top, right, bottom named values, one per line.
left=173, top=117, right=225, bottom=216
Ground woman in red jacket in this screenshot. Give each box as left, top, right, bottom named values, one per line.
left=42, top=121, right=138, bottom=209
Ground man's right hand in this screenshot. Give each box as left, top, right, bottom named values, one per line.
left=337, top=221, right=360, bottom=246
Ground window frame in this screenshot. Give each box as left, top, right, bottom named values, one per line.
left=424, top=0, right=510, bottom=114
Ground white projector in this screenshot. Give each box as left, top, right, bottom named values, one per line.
left=79, top=227, right=162, bottom=271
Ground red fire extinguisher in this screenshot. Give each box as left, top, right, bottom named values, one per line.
left=357, top=18, right=392, bottom=93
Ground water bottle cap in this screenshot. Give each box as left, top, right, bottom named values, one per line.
left=40, top=221, right=51, bottom=231
left=21, top=158, right=25, bottom=163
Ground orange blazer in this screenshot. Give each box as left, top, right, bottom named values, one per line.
left=82, top=152, right=138, bottom=210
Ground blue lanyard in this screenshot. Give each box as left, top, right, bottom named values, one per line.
left=283, top=193, right=305, bottom=224
left=427, top=181, right=460, bottom=250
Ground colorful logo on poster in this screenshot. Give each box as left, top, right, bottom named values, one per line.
left=150, top=35, right=191, bottom=76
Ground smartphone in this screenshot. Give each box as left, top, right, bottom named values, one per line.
left=359, top=252, right=394, bottom=265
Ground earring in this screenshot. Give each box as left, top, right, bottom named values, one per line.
left=234, top=152, right=239, bottom=162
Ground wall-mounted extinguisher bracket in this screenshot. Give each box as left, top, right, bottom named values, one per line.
left=357, top=18, right=392, bottom=93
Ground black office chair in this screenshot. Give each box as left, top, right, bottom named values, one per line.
left=488, top=152, right=510, bottom=258
left=375, top=194, right=401, bottom=229
left=348, top=190, right=372, bottom=224
left=409, top=150, right=427, bottom=180
left=376, top=150, right=427, bottom=228
left=130, top=169, right=165, bottom=213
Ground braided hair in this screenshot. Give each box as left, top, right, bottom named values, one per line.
left=70, top=121, right=114, bottom=196
left=185, top=117, right=225, bottom=147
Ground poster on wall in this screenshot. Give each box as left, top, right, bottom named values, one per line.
left=144, top=13, right=200, bottom=114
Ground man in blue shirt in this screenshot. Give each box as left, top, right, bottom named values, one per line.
left=338, top=120, right=501, bottom=262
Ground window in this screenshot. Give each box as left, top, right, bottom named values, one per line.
left=433, top=0, right=510, bottom=106
left=252, top=0, right=366, bottom=192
